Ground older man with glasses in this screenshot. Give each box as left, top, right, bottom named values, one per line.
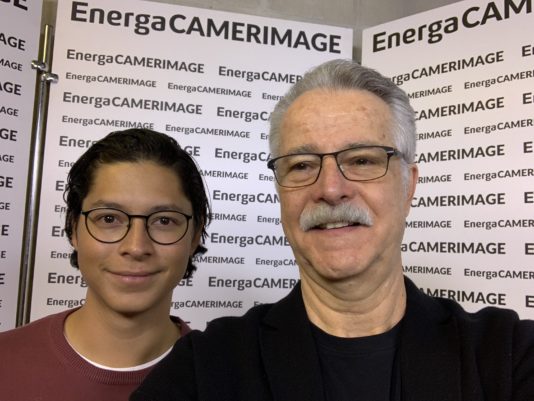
left=132, top=59, right=534, bottom=401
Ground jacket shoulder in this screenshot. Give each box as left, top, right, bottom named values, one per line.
left=192, top=302, right=274, bottom=342
left=410, top=278, right=534, bottom=357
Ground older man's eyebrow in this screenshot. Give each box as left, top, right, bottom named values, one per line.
left=284, top=141, right=380, bottom=155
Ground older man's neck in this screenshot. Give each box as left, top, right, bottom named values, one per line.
left=300, top=269, right=406, bottom=338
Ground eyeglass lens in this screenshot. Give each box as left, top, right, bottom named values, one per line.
left=274, top=146, right=393, bottom=187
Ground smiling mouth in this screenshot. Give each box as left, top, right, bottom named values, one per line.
left=112, top=271, right=156, bottom=278
left=314, top=221, right=362, bottom=230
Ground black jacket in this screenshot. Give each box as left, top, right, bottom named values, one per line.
left=132, top=278, right=534, bottom=401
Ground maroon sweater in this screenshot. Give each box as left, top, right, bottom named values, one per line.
left=0, top=309, right=190, bottom=401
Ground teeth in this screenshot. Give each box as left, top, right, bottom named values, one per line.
left=319, top=222, right=351, bottom=229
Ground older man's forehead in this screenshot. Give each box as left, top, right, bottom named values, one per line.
left=278, top=89, right=394, bottom=154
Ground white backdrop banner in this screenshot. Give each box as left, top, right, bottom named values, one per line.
left=0, top=0, right=42, bottom=331
left=30, top=0, right=353, bottom=329
left=362, top=0, right=533, bottom=318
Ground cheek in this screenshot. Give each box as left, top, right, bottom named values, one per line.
left=167, top=240, right=195, bottom=267
left=164, top=251, right=190, bottom=279
left=279, top=193, right=302, bottom=233
left=172, top=245, right=192, bottom=262
left=76, top=240, right=106, bottom=268
left=74, top=228, right=114, bottom=268
left=279, top=191, right=303, bottom=217
left=362, top=183, right=403, bottom=224
left=375, top=188, right=410, bottom=236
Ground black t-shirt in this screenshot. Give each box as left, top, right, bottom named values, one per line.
left=311, top=321, right=402, bottom=401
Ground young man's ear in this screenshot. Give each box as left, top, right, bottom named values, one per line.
left=70, top=219, right=79, bottom=249
left=189, top=223, right=203, bottom=257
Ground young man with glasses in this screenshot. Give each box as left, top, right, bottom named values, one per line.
left=0, top=129, right=210, bottom=401
left=132, top=60, right=534, bottom=401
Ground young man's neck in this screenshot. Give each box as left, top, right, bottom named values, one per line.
left=64, top=301, right=180, bottom=368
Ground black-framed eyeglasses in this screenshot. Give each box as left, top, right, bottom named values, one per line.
left=81, top=208, right=192, bottom=245
left=267, top=145, right=403, bottom=188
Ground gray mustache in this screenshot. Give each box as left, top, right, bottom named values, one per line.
left=299, top=203, right=373, bottom=231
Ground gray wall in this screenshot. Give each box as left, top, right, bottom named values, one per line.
left=41, top=0, right=461, bottom=61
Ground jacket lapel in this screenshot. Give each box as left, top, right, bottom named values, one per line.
left=400, top=278, right=462, bottom=401
left=257, top=278, right=463, bottom=401
left=259, top=283, right=324, bottom=401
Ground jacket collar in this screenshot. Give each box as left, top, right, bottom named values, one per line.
left=258, top=278, right=462, bottom=401
left=259, top=282, right=324, bottom=401
left=399, top=278, right=461, bottom=401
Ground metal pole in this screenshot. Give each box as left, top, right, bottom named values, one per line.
left=16, top=25, right=58, bottom=326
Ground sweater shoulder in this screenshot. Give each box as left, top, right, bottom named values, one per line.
left=0, top=311, right=67, bottom=346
